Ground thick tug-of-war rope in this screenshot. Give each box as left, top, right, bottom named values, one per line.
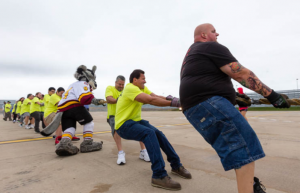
left=256, top=98, right=300, bottom=106
left=236, top=96, right=300, bottom=106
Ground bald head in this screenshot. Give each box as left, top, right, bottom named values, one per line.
left=194, top=23, right=219, bottom=42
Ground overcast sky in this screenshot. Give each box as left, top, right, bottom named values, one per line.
left=0, top=0, right=299, bottom=100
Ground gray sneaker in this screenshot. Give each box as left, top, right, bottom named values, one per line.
left=55, top=138, right=79, bottom=156
left=151, top=176, right=181, bottom=191
left=80, top=139, right=103, bottom=153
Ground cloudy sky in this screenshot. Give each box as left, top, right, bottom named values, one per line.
left=0, top=0, right=299, bottom=100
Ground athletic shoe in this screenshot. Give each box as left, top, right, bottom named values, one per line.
left=25, top=125, right=31, bottom=129
left=117, top=152, right=126, bottom=165
left=254, top=177, right=266, bottom=193
left=30, top=124, right=34, bottom=129
left=19, top=123, right=23, bottom=127
left=151, top=176, right=181, bottom=190
left=72, top=136, right=80, bottom=141
left=13, top=120, right=16, bottom=123
left=139, top=150, right=150, bottom=162
left=171, top=166, right=192, bottom=179
left=55, top=136, right=62, bottom=145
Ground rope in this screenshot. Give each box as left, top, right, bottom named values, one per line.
left=258, top=98, right=300, bottom=105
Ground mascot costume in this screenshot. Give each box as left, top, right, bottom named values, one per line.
left=41, top=65, right=106, bottom=156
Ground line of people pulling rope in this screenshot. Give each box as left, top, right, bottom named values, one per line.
left=3, top=88, right=82, bottom=143
left=5, top=23, right=293, bottom=193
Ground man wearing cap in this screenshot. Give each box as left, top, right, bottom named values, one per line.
left=3, top=101, right=12, bottom=121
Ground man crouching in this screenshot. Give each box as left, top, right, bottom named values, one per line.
left=55, top=65, right=106, bottom=156
left=115, top=69, right=191, bottom=190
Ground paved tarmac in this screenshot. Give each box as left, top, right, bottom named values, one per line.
left=0, top=111, right=299, bottom=193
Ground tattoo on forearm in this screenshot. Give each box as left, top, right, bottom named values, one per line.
left=239, top=70, right=272, bottom=96
left=261, top=82, right=272, bottom=96
left=247, top=71, right=260, bottom=91
left=229, top=62, right=244, bottom=73
left=240, top=80, right=247, bottom=87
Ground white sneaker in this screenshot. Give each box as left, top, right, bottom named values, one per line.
left=19, top=123, right=23, bottom=127
left=25, top=125, right=31, bottom=129
left=13, top=120, right=16, bottom=123
left=139, top=150, right=151, bottom=162
left=117, top=152, right=126, bottom=165
left=30, top=124, right=34, bottom=129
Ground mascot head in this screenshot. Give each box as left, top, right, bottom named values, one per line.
left=74, top=65, right=97, bottom=90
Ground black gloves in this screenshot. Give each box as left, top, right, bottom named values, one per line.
left=266, top=90, right=290, bottom=108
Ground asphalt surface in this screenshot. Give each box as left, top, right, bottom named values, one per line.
left=0, top=111, right=299, bottom=193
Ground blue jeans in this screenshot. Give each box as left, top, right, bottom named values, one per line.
left=184, top=96, right=265, bottom=171
left=116, top=119, right=182, bottom=178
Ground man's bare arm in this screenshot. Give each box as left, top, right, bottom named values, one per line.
left=220, top=62, right=272, bottom=97
left=135, top=93, right=171, bottom=106
left=106, top=96, right=117, bottom=104
left=150, top=93, right=167, bottom=100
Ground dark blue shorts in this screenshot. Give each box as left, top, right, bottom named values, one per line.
left=184, top=96, right=265, bottom=171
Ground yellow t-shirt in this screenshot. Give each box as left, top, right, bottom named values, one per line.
left=21, top=98, right=31, bottom=114
left=16, top=101, right=22, bottom=114
left=44, top=93, right=61, bottom=118
left=44, top=94, right=51, bottom=110
left=30, top=97, right=41, bottom=114
left=12, top=104, right=16, bottom=113
left=115, top=83, right=152, bottom=130
left=105, top=86, right=122, bottom=119
left=40, top=99, right=45, bottom=112
left=5, top=104, right=11, bottom=113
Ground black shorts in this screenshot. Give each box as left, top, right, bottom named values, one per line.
left=61, top=106, right=93, bottom=131
left=239, top=109, right=248, bottom=112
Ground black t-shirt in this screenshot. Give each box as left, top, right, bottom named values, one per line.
left=179, top=42, right=237, bottom=111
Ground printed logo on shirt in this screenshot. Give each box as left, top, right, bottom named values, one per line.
left=84, top=86, right=88, bottom=91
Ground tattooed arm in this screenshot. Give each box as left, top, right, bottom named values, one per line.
left=220, top=62, right=272, bottom=97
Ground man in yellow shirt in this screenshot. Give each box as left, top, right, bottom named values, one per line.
left=44, top=87, right=56, bottom=110
left=3, top=101, right=12, bottom=121
left=106, top=75, right=150, bottom=165
left=20, top=94, right=34, bottom=128
left=16, top=97, right=24, bottom=122
left=44, top=87, right=65, bottom=144
left=30, top=92, right=44, bottom=133
left=43, top=87, right=55, bottom=132
left=12, top=102, right=18, bottom=123
left=115, top=69, right=191, bottom=190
